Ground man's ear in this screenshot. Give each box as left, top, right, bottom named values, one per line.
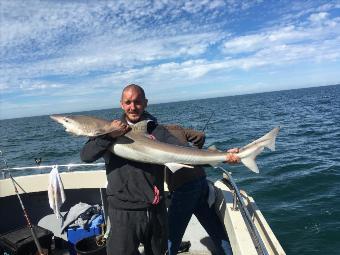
left=144, top=98, right=148, bottom=108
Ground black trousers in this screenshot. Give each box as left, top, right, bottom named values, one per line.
left=106, top=203, right=167, bottom=255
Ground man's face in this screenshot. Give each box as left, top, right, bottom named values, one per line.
left=120, top=88, right=148, bottom=123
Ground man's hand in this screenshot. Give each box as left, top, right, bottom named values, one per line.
left=108, top=120, right=131, bottom=138
left=225, top=148, right=240, bottom=164
left=227, top=148, right=239, bottom=153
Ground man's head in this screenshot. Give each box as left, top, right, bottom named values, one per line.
left=120, top=84, right=148, bottom=123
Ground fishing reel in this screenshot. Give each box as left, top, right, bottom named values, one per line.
left=95, top=223, right=107, bottom=246
left=95, top=235, right=106, bottom=247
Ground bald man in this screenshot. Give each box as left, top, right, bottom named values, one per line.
left=81, top=84, right=177, bottom=255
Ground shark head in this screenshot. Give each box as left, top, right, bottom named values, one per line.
left=50, top=115, right=85, bottom=136
left=50, top=115, right=117, bottom=137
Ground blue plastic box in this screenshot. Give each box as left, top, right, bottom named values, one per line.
left=67, top=214, right=103, bottom=254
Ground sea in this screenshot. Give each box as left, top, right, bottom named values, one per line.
left=1, top=84, right=339, bottom=254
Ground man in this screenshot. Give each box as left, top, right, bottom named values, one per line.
left=81, top=84, right=177, bottom=255
left=80, top=84, right=239, bottom=255
left=164, top=125, right=237, bottom=255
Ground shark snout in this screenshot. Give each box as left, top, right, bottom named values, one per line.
left=50, top=115, right=65, bottom=124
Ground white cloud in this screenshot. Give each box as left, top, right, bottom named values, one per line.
left=222, top=25, right=317, bottom=54
left=0, top=83, right=9, bottom=91
left=223, top=12, right=340, bottom=57
left=0, top=32, right=222, bottom=93
left=309, top=12, right=329, bottom=23
left=19, top=81, right=64, bottom=91
left=182, top=0, right=227, bottom=13
left=0, top=0, right=339, bottom=119
left=223, top=34, right=266, bottom=53
left=0, top=0, right=257, bottom=59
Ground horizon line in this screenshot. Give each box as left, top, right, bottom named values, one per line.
left=1, top=83, right=339, bottom=121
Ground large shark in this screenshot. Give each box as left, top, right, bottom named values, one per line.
left=50, top=115, right=279, bottom=173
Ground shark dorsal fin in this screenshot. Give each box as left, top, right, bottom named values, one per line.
left=207, top=145, right=221, bottom=152
left=130, top=120, right=149, bottom=134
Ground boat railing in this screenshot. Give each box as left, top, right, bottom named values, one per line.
left=0, top=162, right=105, bottom=179
left=217, top=166, right=269, bottom=255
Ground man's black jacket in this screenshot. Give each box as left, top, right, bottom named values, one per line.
left=80, top=112, right=179, bottom=210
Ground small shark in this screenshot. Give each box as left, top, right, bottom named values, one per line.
left=50, top=115, right=279, bottom=173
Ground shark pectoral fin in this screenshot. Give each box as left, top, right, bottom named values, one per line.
left=165, top=163, right=194, bottom=173
left=239, top=146, right=264, bottom=173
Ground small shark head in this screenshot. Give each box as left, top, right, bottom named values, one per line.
left=50, top=114, right=114, bottom=137
left=50, top=115, right=87, bottom=136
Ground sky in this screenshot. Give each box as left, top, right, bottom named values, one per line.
left=0, top=0, right=340, bottom=119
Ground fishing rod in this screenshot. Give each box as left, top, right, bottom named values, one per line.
left=0, top=150, right=46, bottom=255
left=217, top=166, right=269, bottom=255
left=202, top=111, right=214, bottom=132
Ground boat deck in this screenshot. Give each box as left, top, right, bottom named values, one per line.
left=0, top=169, right=285, bottom=255
left=42, top=208, right=215, bottom=254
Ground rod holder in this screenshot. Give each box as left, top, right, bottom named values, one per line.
left=232, top=191, right=238, bottom=211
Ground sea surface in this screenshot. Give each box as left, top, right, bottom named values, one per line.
left=1, top=85, right=340, bottom=254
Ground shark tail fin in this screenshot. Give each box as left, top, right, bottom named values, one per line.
left=262, top=127, right=280, bottom=151
left=241, top=127, right=280, bottom=152
left=240, top=147, right=264, bottom=173
left=239, top=127, right=280, bottom=173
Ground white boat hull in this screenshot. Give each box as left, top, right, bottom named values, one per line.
left=0, top=170, right=285, bottom=255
